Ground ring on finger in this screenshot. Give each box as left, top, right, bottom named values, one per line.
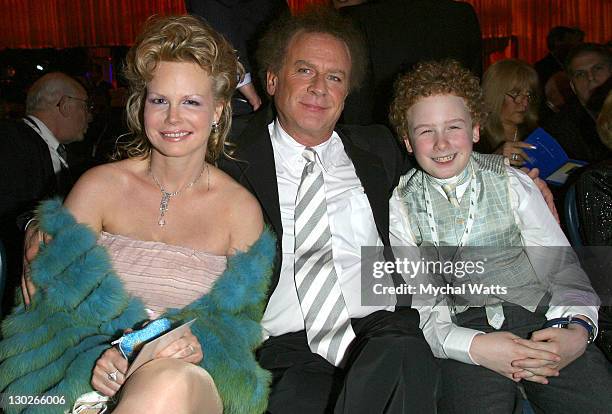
left=511, top=153, right=520, bottom=161
left=107, top=369, right=119, bottom=382
left=188, top=344, right=195, bottom=355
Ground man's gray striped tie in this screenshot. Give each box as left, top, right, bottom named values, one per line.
left=294, top=147, right=356, bottom=366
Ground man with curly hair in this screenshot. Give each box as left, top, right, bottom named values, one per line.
left=220, top=7, right=439, bottom=414
left=389, top=59, right=612, bottom=413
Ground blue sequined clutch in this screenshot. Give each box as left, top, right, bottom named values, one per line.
left=112, top=318, right=172, bottom=361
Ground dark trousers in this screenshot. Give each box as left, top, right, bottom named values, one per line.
left=257, top=308, right=440, bottom=414
left=438, top=305, right=612, bottom=414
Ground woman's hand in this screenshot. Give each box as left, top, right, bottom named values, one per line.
left=495, top=141, right=535, bottom=167
left=154, top=327, right=203, bottom=364
left=20, top=224, right=52, bottom=307
left=91, top=347, right=128, bottom=397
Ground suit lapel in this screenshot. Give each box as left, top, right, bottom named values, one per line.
left=229, top=107, right=283, bottom=239
left=21, top=119, right=57, bottom=196
left=336, top=127, right=391, bottom=246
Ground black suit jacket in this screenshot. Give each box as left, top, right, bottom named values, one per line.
left=219, top=106, right=411, bottom=298
left=0, top=119, right=59, bottom=312
left=534, top=53, right=563, bottom=91
left=0, top=119, right=57, bottom=222
left=341, top=0, right=482, bottom=126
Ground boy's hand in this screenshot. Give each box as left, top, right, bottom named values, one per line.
left=470, top=331, right=561, bottom=384
left=512, top=324, right=589, bottom=378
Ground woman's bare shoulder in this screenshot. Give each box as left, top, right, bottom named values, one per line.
left=64, top=159, right=146, bottom=231
left=68, top=159, right=143, bottom=199
left=212, top=168, right=264, bottom=253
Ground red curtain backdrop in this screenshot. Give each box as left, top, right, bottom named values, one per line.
left=0, top=0, right=186, bottom=49
left=465, top=0, right=612, bottom=63
left=287, top=0, right=611, bottom=64
left=0, top=0, right=610, bottom=64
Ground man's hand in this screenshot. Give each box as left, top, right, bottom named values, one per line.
left=238, top=83, right=262, bottom=111
left=522, top=167, right=560, bottom=223
left=20, top=223, right=51, bottom=306
left=469, top=331, right=561, bottom=384
left=91, top=347, right=129, bottom=397
left=154, top=327, right=203, bottom=364
left=512, top=324, right=588, bottom=380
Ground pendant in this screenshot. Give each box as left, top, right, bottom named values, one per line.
left=158, top=191, right=172, bottom=227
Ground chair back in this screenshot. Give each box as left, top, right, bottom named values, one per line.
left=564, top=184, right=583, bottom=247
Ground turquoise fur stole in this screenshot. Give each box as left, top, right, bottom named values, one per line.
left=0, top=199, right=275, bottom=414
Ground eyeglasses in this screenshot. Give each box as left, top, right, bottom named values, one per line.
left=58, top=95, right=94, bottom=112
left=505, top=91, right=535, bottom=104
left=571, top=63, right=611, bottom=82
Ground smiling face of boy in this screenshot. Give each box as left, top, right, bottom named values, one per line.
left=405, top=94, right=480, bottom=179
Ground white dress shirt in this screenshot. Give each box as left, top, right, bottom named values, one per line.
left=23, top=115, right=68, bottom=175
left=262, top=120, right=395, bottom=339
left=389, top=165, right=599, bottom=364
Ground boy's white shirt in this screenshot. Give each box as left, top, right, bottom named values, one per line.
left=389, top=165, right=599, bottom=364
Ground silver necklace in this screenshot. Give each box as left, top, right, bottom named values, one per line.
left=149, top=160, right=209, bottom=226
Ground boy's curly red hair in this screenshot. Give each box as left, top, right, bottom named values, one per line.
left=389, top=60, right=484, bottom=141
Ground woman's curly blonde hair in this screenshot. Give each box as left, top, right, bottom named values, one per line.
left=389, top=60, right=484, bottom=142
left=120, top=15, right=243, bottom=162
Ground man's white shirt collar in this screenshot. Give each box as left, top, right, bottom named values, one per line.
left=269, top=118, right=351, bottom=174
left=23, top=115, right=68, bottom=171
left=24, top=115, right=61, bottom=151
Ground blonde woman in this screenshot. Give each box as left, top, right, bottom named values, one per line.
left=481, top=59, right=541, bottom=167
left=1, top=15, right=274, bottom=414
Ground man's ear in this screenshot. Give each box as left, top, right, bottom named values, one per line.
left=472, top=123, right=480, bottom=143
left=56, top=96, right=70, bottom=117
left=266, top=71, right=278, bottom=96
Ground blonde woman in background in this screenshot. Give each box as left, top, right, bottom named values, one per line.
left=480, top=59, right=541, bottom=167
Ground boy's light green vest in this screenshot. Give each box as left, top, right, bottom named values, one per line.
left=395, top=153, right=548, bottom=325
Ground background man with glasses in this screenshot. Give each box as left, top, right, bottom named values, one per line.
left=542, top=43, right=612, bottom=163
left=0, top=72, right=92, bottom=314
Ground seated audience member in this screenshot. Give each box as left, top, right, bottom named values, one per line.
left=542, top=43, right=612, bottom=163
left=388, top=60, right=612, bottom=413
left=574, top=90, right=612, bottom=361
left=220, top=8, right=440, bottom=413
left=0, top=72, right=92, bottom=313
left=479, top=59, right=541, bottom=167
left=573, top=88, right=612, bottom=246
left=597, top=91, right=612, bottom=151
left=0, top=15, right=274, bottom=414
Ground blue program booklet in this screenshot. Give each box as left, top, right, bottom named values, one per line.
left=523, top=128, right=587, bottom=185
